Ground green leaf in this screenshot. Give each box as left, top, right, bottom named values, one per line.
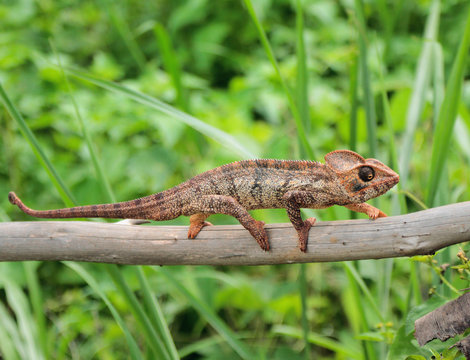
left=154, top=23, right=188, bottom=112
left=135, top=267, right=179, bottom=360
left=106, top=264, right=172, bottom=360
left=344, top=262, right=385, bottom=323
left=242, top=0, right=314, bottom=159
left=52, top=42, right=116, bottom=203
left=0, top=82, right=76, bottom=207
left=95, top=0, right=146, bottom=70
left=64, top=67, right=256, bottom=159
left=64, top=263, right=144, bottom=360
left=405, top=296, right=448, bottom=335
left=158, top=267, right=256, bottom=360
left=387, top=324, right=429, bottom=360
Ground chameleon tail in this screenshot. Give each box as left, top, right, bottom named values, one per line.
left=8, top=191, right=156, bottom=220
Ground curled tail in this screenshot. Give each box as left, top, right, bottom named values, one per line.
left=8, top=191, right=173, bottom=220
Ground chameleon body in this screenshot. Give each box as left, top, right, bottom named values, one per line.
left=8, top=150, right=399, bottom=252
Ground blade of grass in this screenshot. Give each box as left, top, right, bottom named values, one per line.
left=455, top=117, right=470, bottom=161
left=432, top=42, right=445, bottom=127
left=273, top=325, right=362, bottom=359
left=344, top=262, right=385, bottom=323
left=242, top=0, right=314, bottom=159
left=400, top=190, right=427, bottom=210
left=96, top=0, right=146, bottom=70
left=178, top=335, right=227, bottom=358
left=374, top=35, right=405, bottom=212
left=106, top=264, right=172, bottom=360
left=0, top=83, right=76, bottom=206
left=376, top=0, right=394, bottom=65
left=349, top=54, right=359, bottom=153
left=51, top=41, right=116, bottom=203
left=349, top=54, right=359, bottom=220
left=295, top=0, right=310, bottom=134
left=63, top=67, right=256, bottom=159
left=0, top=302, right=22, bottom=359
left=298, top=264, right=310, bottom=360
left=64, top=262, right=144, bottom=360
left=349, top=5, right=380, bottom=357
left=426, top=6, right=470, bottom=207
left=344, top=263, right=377, bottom=360
left=294, top=2, right=311, bottom=357
left=409, top=261, right=423, bottom=308
left=3, top=279, right=43, bottom=360
left=354, top=0, right=377, bottom=157
left=157, top=267, right=255, bottom=360
left=154, top=23, right=189, bottom=112
left=23, top=262, right=48, bottom=358
left=430, top=37, right=453, bottom=297
left=374, top=46, right=402, bottom=358
left=135, top=267, right=179, bottom=360
left=398, top=0, right=440, bottom=187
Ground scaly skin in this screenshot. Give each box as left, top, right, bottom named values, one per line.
left=8, top=150, right=399, bottom=252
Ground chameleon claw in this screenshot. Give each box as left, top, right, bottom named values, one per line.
left=377, top=210, right=387, bottom=218
left=250, top=220, right=270, bottom=251
left=188, top=221, right=212, bottom=239
left=298, top=217, right=316, bottom=253
left=368, top=208, right=387, bottom=220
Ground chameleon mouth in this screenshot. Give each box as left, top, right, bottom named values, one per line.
left=377, top=175, right=400, bottom=194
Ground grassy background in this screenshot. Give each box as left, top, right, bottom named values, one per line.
left=1, top=0, right=470, bottom=359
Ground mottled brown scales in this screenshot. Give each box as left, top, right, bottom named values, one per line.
left=8, top=150, right=399, bottom=252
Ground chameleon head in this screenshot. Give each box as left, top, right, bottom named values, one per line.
left=324, top=150, right=399, bottom=203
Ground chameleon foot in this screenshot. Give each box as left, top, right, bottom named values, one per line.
left=345, top=203, right=387, bottom=220
left=297, top=217, right=316, bottom=253
left=369, top=209, right=387, bottom=219
left=188, top=214, right=212, bottom=238
left=248, top=220, right=269, bottom=251
left=188, top=220, right=212, bottom=238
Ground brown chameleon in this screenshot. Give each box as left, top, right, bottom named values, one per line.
left=8, top=150, right=399, bottom=252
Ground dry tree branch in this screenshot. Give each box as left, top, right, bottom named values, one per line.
left=1, top=202, right=470, bottom=265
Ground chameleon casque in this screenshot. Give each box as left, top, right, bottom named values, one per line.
left=8, top=150, right=399, bottom=252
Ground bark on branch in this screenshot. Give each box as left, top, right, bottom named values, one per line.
left=1, top=202, right=470, bottom=265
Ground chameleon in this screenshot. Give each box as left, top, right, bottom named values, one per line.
left=8, top=150, right=399, bottom=252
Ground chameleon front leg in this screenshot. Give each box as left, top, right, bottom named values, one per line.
left=283, top=191, right=317, bottom=252
left=182, top=195, right=269, bottom=251
left=188, top=214, right=212, bottom=238
left=344, top=203, right=387, bottom=219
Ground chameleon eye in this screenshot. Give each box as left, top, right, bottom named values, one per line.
left=359, top=166, right=375, bottom=182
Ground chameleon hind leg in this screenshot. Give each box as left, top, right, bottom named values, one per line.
left=188, top=214, right=212, bottom=238
left=183, top=195, right=269, bottom=251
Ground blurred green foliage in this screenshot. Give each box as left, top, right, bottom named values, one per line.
left=1, top=0, right=470, bottom=359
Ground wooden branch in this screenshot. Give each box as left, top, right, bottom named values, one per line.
left=1, top=202, right=470, bottom=265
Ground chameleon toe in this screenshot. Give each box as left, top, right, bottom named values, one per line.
left=249, top=220, right=270, bottom=251
left=187, top=221, right=212, bottom=239
left=298, top=218, right=316, bottom=252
